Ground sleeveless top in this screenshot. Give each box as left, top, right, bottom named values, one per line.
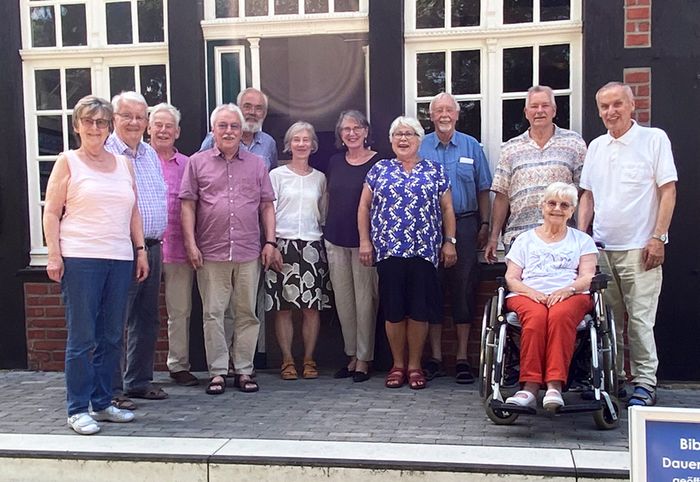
left=59, top=150, right=135, bottom=260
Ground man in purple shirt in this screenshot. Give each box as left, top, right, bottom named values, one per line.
left=180, top=104, right=279, bottom=394
left=148, top=102, right=198, bottom=387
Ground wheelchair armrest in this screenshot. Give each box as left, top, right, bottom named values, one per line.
left=590, top=272, right=610, bottom=292
left=496, top=276, right=507, bottom=289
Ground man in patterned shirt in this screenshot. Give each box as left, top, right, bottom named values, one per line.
left=106, top=91, right=169, bottom=409
left=485, top=85, right=587, bottom=262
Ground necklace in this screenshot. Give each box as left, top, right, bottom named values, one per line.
left=537, top=226, right=566, bottom=241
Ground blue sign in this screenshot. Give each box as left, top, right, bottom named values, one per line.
left=647, top=420, right=700, bottom=482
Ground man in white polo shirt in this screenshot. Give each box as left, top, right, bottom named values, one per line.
left=578, top=81, right=677, bottom=407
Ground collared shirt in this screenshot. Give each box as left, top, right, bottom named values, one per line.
left=105, top=133, right=167, bottom=240
left=179, top=147, right=275, bottom=263
left=419, top=131, right=492, bottom=215
left=159, top=149, right=189, bottom=263
left=200, top=131, right=278, bottom=171
left=365, top=158, right=450, bottom=267
left=491, top=126, right=587, bottom=245
left=580, top=121, right=678, bottom=250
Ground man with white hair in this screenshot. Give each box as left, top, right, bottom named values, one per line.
left=147, top=102, right=199, bottom=387
left=106, top=91, right=168, bottom=409
left=180, top=104, right=279, bottom=395
left=578, top=81, right=677, bottom=407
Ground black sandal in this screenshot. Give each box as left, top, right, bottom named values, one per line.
left=422, top=358, right=446, bottom=381
left=455, top=359, right=475, bottom=384
left=234, top=374, right=259, bottom=393
left=206, top=376, right=226, bottom=395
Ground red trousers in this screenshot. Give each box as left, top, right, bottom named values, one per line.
left=506, top=294, right=593, bottom=385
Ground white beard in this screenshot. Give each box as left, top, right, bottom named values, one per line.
left=243, top=120, right=262, bottom=133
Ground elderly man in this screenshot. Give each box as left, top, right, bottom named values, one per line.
left=147, top=103, right=198, bottom=387
left=418, top=93, right=492, bottom=384
left=200, top=87, right=278, bottom=170
left=578, top=82, right=677, bottom=407
left=106, top=91, right=168, bottom=409
left=180, top=104, right=279, bottom=395
left=485, top=85, right=587, bottom=262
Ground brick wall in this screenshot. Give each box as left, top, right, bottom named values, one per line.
left=24, top=282, right=170, bottom=371
left=624, top=0, right=651, bottom=48
left=623, top=67, right=652, bottom=126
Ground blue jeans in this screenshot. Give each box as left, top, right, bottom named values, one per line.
left=62, top=257, right=133, bottom=416
left=113, top=244, right=162, bottom=394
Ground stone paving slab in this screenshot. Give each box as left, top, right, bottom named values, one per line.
left=0, top=370, right=698, bottom=450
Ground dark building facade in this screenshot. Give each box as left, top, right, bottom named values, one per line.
left=1, top=0, right=698, bottom=379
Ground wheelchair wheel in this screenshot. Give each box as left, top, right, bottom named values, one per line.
left=600, top=307, right=618, bottom=395
left=478, top=296, right=497, bottom=399
left=593, top=396, right=620, bottom=430
left=485, top=394, right=519, bottom=425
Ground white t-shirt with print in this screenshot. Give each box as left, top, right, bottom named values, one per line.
left=506, top=227, right=598, bottom=295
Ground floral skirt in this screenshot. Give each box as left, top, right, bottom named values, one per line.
left=264, top=238, right=333, bottom=311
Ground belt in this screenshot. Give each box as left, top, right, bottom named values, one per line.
left=145, top=238, right=161, bottom=247
left=455, top=211, right=478, bottom=220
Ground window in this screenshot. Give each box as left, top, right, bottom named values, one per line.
left=20, top=0, right=169, bottom=265
left=213, top=0, right=361, bottom=18
left=405, top=0, right=582, bottom=171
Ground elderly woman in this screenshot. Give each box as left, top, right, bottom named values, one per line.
left=358, top=116, right=457, bottom=390
left=504, top=182, right=597, bottom=411
left=43, top=95, right=148, bottom=435
left=325, top=110, right=381, bottom=383
left=265, top=121, right=332, bottom=380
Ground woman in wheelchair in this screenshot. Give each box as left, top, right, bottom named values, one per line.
left=503, top=182, right=598, bottom=411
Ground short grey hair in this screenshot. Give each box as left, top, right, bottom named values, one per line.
left=112, top=91, right=148, bottom=112
left=429, top=92, right=460, bottom=113
left=283, top=121, right=318, bottom=153
left=334, top=110, right=371, bottom=149
left=210, top=103, right=243, bottom=129
left=237, top=87, right=268, bottom=111
left=72, top=95, right=113, bottom=130
left=388, top=116, right=425, bottom=143
left=526, top=85, right=557, bottom=109
left=149, top=102, right=181, bottom=126
left=595, top=81, right=635, bottom=104
left=543, top=182, right=578, bottom=208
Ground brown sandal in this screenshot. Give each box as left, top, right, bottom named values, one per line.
left=408, top=369, right=427, bottom=390
left=302, top=359, right=319, bottom=379
left=385, top=366, right=406, bottom=388
left=280, top=360, right=298, bottom=380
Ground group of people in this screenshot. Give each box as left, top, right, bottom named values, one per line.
left=43, top=80, right=676, bottom=435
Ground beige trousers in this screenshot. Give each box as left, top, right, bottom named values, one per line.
left=600, top=249, right=662, bottom=389
left=197, top=259, right=261, bottom=377
left=325, top=240, right=379, bottom=362
left=163, top=262, right=195, bottom=373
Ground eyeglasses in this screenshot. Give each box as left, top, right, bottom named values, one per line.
left=545, top=200, right=573, bottom=210
left=392, top=131, right=418, bottom=139
left=115, top=113, right=147, bottom=123
left=341, top=126, right=366, bottom=135
left=151, top=122, right=176, bottom=130
left=80, top=117, right=110, bottom=129
left=215, top=122, right=242, bottom=131
left=241, top=103, right=265, bottom=113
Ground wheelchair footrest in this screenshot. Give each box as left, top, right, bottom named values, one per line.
left=557, top=400, right=603, bottom=414
left=491, top=399, right=537, bottom=415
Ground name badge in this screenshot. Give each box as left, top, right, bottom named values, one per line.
left=459, top=157, right=474, bottom=164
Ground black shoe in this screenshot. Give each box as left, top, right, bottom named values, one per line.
left=423, top=358, right=446, bottom=381
left=334, top=366, right=355, bottom=379
left=455, top=360, right=475, bottom=384
left=353, top=371, right=370, bottom=383
left=169, top=370, right=199, bottom=387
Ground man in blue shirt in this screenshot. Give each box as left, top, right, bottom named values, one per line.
left=418, top=92, right=492, bottom=384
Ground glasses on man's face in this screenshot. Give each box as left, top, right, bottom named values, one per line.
left=241, top=103, right=265, bottom=114
left=545, top=200, right=572, bottom=210
left=115, top=112, right=147, bottom=123
left=392, top=131, right=418, bottom=139
left=80, top=117, right=110, bottom=129
left=215, top=122, right=241, bottom=132
left=341, top=126, right=365, bottom=135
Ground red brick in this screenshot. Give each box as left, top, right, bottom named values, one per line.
left=32, top=340, right=68, bottom=351
left=50, top=351, right=66, bottom=361
left=624, top=69, right=651, bottom=83
left=626, top=22, right=636, bottom=32
left=625, top=0, right=637, bottom=5
left=26, top=329, right=46, bottom=340
left=637, top=0, right=650, bottom=5
left=25, top=284, right=48, bottom=295
left=25, top=307, right=45, bottom=317
left=26, top=295, right=62, bottom=306
left=28, top=318, right=66, bottom=328
left=625, top=34, right=651, bottom=47
left=638, top=21, right=650, bottom=32
left=28, top=351, right=51, bottom=362
left=46, top=330, right=67, bottom=340
left=43, top=361, right=65, bottom=371
left=637, top=85, right=650, bottom=96
left=48, top=284, right=62, bottom=294
left=636, top=111, right=650, bottom=123
left=45, top=307, right=66, bottom=317
left=635, top=98, right=650, bottom=109
left=627, top=6, right=650, bottom=20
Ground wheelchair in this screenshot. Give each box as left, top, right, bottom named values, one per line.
left=478, top=273, right=620, bottom=430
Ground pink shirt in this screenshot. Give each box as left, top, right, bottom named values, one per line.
left=179, top=147, right=275, bottom=263
left=60, top=150, right=135, bottom=260
left=160, top=149, right=189, bottom=263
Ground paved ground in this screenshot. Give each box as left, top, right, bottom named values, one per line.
left=0, top=370, right=698, bottom=450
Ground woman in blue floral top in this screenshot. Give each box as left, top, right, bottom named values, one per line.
left=358, top=116, right=457, bottom=390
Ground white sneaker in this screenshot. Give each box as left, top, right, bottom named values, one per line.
left=543, top=389, right=565, bottom=412
left=505, top=390, right=537, bottom=409
left=67, top=413, right=100, bottom=435
left=90, top=405, right=135, bottom=423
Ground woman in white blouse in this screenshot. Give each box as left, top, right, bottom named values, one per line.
left=265, top=121, right=331, bottom=380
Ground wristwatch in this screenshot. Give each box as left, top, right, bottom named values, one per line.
left=445, top=236, right=457, bottom=245
left=651, top=233, right=668, bottom=243
left=135, top=245, right=147, bottom=252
